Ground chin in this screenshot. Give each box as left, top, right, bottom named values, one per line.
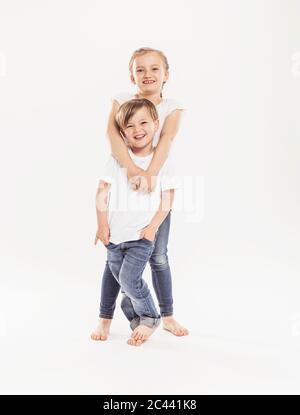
left=140, top=84, right=156, bottom=92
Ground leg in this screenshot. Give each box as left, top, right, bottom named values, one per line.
left=119, top=240, right=161, bottom=346
left=91, top=244, right=122, bottom=341
left=120, top=294, right=140, bottom=331
left=106, top=242, right=141, bottom=331
left=99, top=261, right=121, bottom=319
left=149, top=211, right=189, bottom=336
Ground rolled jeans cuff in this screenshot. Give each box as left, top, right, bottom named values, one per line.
left=130, top=316, right=161, bottom=331
left=161, top=312, right=173, bottom=317
left=141, top=316, right=161, bottom=329
left=99, top=313, right=113, bottom=320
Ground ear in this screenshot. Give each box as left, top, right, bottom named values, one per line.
left=120, top=130, right=130, bottom=146
left=154, top=119, right=159, bottom=132
left=164, top=71, right=169, bottom=83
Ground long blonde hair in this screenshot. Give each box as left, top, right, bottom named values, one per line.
left=129, top=47, right=169, bottom=98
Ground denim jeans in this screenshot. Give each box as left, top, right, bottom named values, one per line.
left=105, top=239, right=161, bottom=329
left=99, top=211, right=173, bottom=319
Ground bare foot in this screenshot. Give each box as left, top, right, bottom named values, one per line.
left=90, top=318, right=112, bottom=341
left=163, top=316, right=189, bottom=337
left=127, top=324, right=157, bottom=346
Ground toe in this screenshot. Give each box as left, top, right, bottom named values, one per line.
left=127, top=338, right=137, bottom=346
left=131, top=329, right=139, bottom=339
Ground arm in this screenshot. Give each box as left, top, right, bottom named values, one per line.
left=106, top=100, right=143, bottom=179
left=140, top=189, right=175, bottom=241
left=94, top=180, right=111, bottom=246
left=147, top=110, right=184, bottom=178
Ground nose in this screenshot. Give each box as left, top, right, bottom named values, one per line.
left=133, top=126, right=142, bottom=135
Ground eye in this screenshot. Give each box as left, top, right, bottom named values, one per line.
left=126, top=125, right=133, bottom=129
left=137, top=69, right=144, bottom=72
left=152, top=68, right=159, bottom=71
left=141, top=121, right=147, bottom=124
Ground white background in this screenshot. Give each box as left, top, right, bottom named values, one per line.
left=0, top=0, right=299, bottom=394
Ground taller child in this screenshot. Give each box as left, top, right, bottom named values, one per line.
left=91, top=47, right=189, bottom=341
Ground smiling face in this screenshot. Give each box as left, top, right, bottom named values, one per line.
left=130, top=52, right=169, bottom=95
left=121, top=106, right=159, bottom=151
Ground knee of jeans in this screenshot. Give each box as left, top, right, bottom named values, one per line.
left=119, top=277, right=134, bottom=296
left=149, top=253, right=169, bottom=270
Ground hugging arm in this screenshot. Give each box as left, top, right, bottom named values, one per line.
left=146, top=110, right=184, bottom=190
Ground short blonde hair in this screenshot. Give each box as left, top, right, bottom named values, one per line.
left=115, top=98, right=158, bottom=133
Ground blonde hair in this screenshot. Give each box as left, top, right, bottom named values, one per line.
left=129, top=47, right=169, bottom=98
left=115, top=98, right=158, bottom=133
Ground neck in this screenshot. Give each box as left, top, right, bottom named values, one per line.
left=135, top=90, right=162, bottom=106
left=130, top=142, right=154, bottom=157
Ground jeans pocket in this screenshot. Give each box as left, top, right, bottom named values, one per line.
left=105, top=242, right=115, bottom=249
left=141, top=237, right=154, bottom=246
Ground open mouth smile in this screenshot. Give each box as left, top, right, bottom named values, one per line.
left=134, top=134, right=146, bottom=140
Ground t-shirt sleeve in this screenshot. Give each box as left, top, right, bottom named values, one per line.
left=166, top=98, right=186, bottom=116
left=159, top=155, right=180, bottom=191
left=98, top=155, right=118, bottom=185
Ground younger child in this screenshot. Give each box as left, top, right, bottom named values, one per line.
left=93, top=98, right=178, bottom=346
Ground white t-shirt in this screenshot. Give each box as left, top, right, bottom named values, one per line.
left=99, top=150, right=179, bottom=245
left=113, top=93, right=185, bottom=148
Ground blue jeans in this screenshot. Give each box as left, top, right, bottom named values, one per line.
left=105, top=239, right=160, bottom=329
left=99, top=211, right=173, bottom=319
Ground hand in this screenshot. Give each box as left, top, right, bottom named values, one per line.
left=135, top=171, right=156, bottom=193
left=128, top=166, right=157, bottom=193
left=131, top=171, right=157, bottom=193
left=128, top=166, right=144, bottom=191
left=139, top=224, right=157, bottom=242
left=94, top=223, right=110, bottom=246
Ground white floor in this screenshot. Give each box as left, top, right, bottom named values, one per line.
left=1, top=264, right=300, bottom=395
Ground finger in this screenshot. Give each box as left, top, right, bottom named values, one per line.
left=129, top=176, right=140, bottom=185
left=131, top=184, right=138, bottom=191
left=129, top=180, right=138, bottom=191
left=131, top=176, right=141, bottom=190
left=94, top=235, right=98, bottom=245
left=137, top=182, right=147, bottom=193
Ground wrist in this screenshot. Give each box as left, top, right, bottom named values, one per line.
left=147, top=166, right=158, bottom=177
left=98, top=216, right=108, bottom=226
left=128, top=164, right=141, bottom=178
left=148, top=222, right=158, bottom=233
